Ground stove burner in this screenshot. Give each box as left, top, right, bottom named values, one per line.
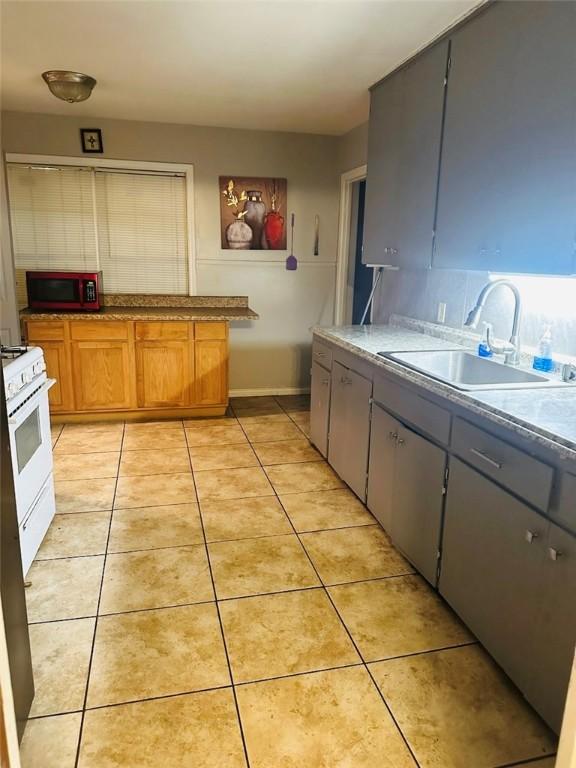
left=0, top=345, right=29, bottom=360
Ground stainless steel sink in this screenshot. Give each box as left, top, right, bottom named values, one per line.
left=380, top=350, right=571, bottom=391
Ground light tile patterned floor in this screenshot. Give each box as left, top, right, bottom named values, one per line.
left=25, top=396, right=557, bottom=768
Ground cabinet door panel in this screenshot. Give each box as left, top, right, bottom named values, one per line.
left=72, top=341, right=135, bottom=411
left=310, top=361, right=331, bottom=458
left=440, top=458, right=546, bottom=691
left=328, top=362, right=372, bottom=500
left=367, top=404, right=400, bottom=533
left=529, top=525, right=576, bottom=732
left=364, top=40, right=448, bottom=267
left=391, top=425, right=446, bottom=585
left=136, top=341, right=192, bottom=408
left=434, top=1, right=576, bottom=273
left=41, top=341, right=74, bottom=412
left=195, top=340, right=228, bottom=405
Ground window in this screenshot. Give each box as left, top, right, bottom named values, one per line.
left=6, top=160, right=191, bottom=304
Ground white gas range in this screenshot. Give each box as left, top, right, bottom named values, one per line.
left=2, top=345, right=56, bottom=574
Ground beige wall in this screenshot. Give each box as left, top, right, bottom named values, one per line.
left=2, top=111, right=341, bottom=392
left=338, top=122, right=369, bottom=173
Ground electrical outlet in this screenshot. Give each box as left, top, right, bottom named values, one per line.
left=437, top=302, right=447, bottom=323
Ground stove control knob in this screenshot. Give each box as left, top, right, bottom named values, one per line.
left=21, top=371, right=32, bottom=384
left=33, top=361, right=46, bottom=375
left=6, top=381, right=17, bottom=397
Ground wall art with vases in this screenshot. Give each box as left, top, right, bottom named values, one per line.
left=220, top=176, right=287, bottom=250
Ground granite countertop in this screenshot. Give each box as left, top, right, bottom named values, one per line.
left=21, top=294, right=259, bottom=322
left=314, top=325, right=576, bottom=462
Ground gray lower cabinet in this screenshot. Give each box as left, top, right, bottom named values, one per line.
left=440, top=458, right=545, bottom=692
left=367, top=403, right=446, bottom=585
left=440, top=457, right=576, bottom=732
left=363, top=40, right=449, bottom=268
left=367, top=404, right=400, bottom=532
left=328, top=361, right=372, bottom=500
left=391, top=424, right=446, bottom=586
left=310, top=361, right=331, bottom=457
left=433, top=0, right=576, bottom=274
left=527, top=524, right=576, bottom=732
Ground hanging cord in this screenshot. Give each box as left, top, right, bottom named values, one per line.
left=360, top=266, right=385, bottom=325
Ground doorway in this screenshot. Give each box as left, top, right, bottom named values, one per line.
left=335, top=164, right=370, bottom=325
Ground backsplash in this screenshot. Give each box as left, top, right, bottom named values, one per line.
left=373, top=268, right=576, bottom=362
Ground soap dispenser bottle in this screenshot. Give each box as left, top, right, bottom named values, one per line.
left=533, top=324, right=554, bottom=372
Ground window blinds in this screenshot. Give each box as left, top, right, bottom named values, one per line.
left=6, top=164, right=98, bottom=271
left=6, top=163, right=189, bottom=296
left=95, top=169, right=188, bottom=294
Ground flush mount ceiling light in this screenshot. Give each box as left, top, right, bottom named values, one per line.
left=41, top=70, right=97, bottom=103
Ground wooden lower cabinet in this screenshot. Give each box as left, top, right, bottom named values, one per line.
left=136, top=340, right=193, bottom=408
left=71, top=340, right=136, bottom=411
left=195, top=339, right=228, bottom=405
left=24, top=319, right=229, bottom=418
left=38, top=341, right=75, bottom=413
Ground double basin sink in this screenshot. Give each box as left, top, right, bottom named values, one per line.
left=379, top=350, right=572, bottom=391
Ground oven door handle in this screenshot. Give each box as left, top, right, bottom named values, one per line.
left=8, top=378, right=57, bottom=425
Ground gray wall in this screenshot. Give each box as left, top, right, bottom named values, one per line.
left=374, top=268, right=576, bottom=359
left=0, top=113, right=19, bottom=345
left=2, top=110, right=342, bottom=393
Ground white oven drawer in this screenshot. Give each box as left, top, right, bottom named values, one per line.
left=20, top=473, right=56, bottom=575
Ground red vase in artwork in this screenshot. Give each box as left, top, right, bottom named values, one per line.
left=264, top=209, right=285, bottom=250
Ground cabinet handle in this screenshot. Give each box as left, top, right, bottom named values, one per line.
left=316, top=352, right=326, bottom=358
left=389, top=431, right=398, bottom=441
left=321, top=379, right=329, bottom=386
left=340, top=376, right=352, bottom=385
left=525, top=530, right=539, bottom=544
left=548, top=547, right=562, bottom=562
left=397, top=437, right=405, bottom=446
left=470, top=448, right=502, bottom=470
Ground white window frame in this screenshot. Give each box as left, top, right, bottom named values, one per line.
left=5, top=153, right=197, bottom=295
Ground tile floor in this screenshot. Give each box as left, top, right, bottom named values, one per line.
left=22, top=395, right=557, bottom=768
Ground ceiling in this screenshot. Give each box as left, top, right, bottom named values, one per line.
left=1, top=0, right=482, bottom=135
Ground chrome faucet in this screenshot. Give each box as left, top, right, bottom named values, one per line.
left=464, top=279, right=521, bottom=366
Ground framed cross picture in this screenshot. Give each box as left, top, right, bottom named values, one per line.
left=80, top=128, right=103, bottom=154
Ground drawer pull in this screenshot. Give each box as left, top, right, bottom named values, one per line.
left=470, top=447, right=503, bottom=470
left=525, top=530, right=539, bottom=544
left=340, top=376, right=352, bottom=385
left=548, top=547, right=562, bottom=562
left=397, top=437, right=405, bottom=446
left=389, top=431, right=398, bottom=441
left=321, top=379, right=329, bottom=386
left=316, top=351, right=326, bottom=358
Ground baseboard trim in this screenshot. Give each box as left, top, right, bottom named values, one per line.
left=230, top=387, right=311, bottom=397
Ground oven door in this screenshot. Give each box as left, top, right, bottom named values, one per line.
left=8, top=378, right=55, bottom=523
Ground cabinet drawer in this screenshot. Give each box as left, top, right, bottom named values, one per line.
left=373, top=374, right=451, bottom=445
left=26, top=321, right=65, bottom=341
left=312, top=340, right=332, bottom=370
left=135, top=321, right=190, bottom=341
left=451, top=417, right=553, bottom=511
left=194, top=322, right=227, bottom=340
left=70, top=321, right=129, bottom=341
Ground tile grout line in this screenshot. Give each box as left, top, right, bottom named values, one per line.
left=72, top=420, right=126, bottom=768
left=230, top=396, right=424, bottom=768
left=185, top=432, right=253, bottom=768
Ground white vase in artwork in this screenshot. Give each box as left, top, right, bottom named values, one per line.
left=226, top=218, right=253, bottom=249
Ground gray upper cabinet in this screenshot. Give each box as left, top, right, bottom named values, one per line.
left=434, top=1, right=576, bottom=274
left=363, top=40, right=449, bottom=268
left=328, top=361, right=372, bottom=500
